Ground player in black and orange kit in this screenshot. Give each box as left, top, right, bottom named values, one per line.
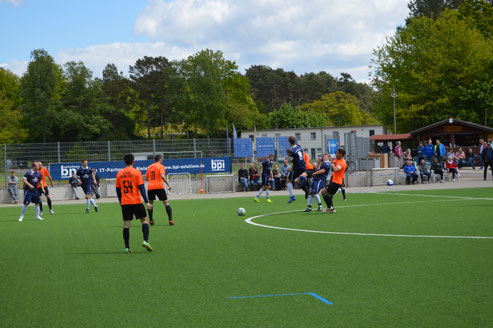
left=116, top=154, right=153, bottom=254
left=145, top=154, right=173, bottom=226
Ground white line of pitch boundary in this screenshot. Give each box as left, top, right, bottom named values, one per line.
left=377, top=192, right=493, bottom=201
left=244, top=197, right=493, bottom=240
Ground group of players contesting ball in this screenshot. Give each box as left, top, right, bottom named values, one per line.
left=254, top=136, right=347, bottom=213
left=18, top=136, right=346, bottom=253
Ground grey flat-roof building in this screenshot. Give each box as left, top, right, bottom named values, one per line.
left=241, top=125, right=385, bottom=160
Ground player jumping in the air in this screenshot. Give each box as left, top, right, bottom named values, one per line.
left=76, top=160, right=98, bottom=213
left=19, top=162, right=44, bottom=222
left=116, top=154, right=153, bottom=254
left=299, top=152, right=314, bottom=199
left=305, top=153, right=331, bottom=212
left=36, top=162, right=55, bottom=215
left=254, top=153, right=274, bottom=203
left=145, top=154, right=174, bottom=226
left=321, top=149, right=347, bottom=213
left=286, top=136, right=306, bottom=204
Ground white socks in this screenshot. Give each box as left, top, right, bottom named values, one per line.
left=90, top=198, right=97, bottom=208
left=20, top=205, right=27, bottom=217
left=314, top=194, right=322, bottom=206
left=86, top=199, right=90, bottom=209
left=256, top=189, right=263, bottom=198
left=288, top=182, right=294, bottom=197
left=266, top=189, right=270, bottom=199
left=35, top=205, right=40, bottom=217
left=307, top=195, right=313, bottom=207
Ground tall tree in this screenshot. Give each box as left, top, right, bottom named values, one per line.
left=129, top=56, right=169, bottom=139
left=371, top=2, right=493, bottom=132
left=19, top=49, right=63, bottom=142
left=0, top=68, right=28, bottom=142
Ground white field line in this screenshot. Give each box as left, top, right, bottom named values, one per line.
left=244, top=197, right=493, bottom=239
left=376, top=192, right=493, bottom=201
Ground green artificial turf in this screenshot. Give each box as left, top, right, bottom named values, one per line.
left=1, top=187, right=493, bottom=327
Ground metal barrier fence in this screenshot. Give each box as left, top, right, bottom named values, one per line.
left=1, top=139, right=232, bottom=188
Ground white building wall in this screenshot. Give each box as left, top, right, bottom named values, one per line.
left=240, top=125, right=385, bottom=160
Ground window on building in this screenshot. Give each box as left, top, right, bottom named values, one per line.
left=295, top=133, right=301, bottom=141
left=369, top=130, right=375, bottom=137
left=262, top=134, right=267, bottom=137
left=310, top=132, right=316, bottom=140
left=311, top=148, right=316, bottom=159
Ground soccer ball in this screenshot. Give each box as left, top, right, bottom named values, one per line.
left=237, top=208, right=246, bottom=216
left=387, top=179, right=394, bottom=186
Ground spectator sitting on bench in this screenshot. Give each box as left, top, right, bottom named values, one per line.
left=445, top=156, right=459, bottom=181
left=249, top=163, right=260, bottom=190
left=238, top=164, right=249, bottom=191
left=417, top=158, right=431, bottom=183
left=403, top=159, right=418, bottom=185
left=466, top=148, right=478, bottom=169
left=431, top=157, right=444, bottom=183
left=279, top=160, right=290, bottom=190
left=454, top=147, right=466, bottom=168
left=272, top=164, right=280, bottom=190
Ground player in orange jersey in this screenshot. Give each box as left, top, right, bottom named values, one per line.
left=299, top=152, right=315, bottom=199
left=116, top=154, right=153, bottom=254
left=36, top=162, right=55, bottom=215
left=145, top=154, right=173, bottom=226
left=321, top=148, right=347, bottom=213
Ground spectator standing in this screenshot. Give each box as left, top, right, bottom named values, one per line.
left=417, top=159, right=431, bottom=183
left=279, top=160, right=290, bottom=190
left=481, top=142, right=493, bottom=181
left=445, top=156, right=459, bottom=181
left=403, top=159, right=418, bottom=185
left=237, top=164, right=249, bottom=191
left=479, top=139, right=485, bottom=169
left=249, top=163, right=260, bottom=191
left=465, top=148, right=478, bottom=169
left=435, top=139, right=446, bottom=164
left=271, top=164, right=279, bottom=190
left=431, top=157, right=445, bottom=183
left=403, top=148, right=413, bottom=161
left=423, top=139, right=434, bottom=162
left=454, top=148, right=466, bottom=168
left=8, top=171, right=19, bottom=204
left=69, top=172, right=80, bottom=200
left=91, top=168, right=101, bottom=199
left=380, top=142, right=390, bottom=154
left=417, top=141, right=425, bottom=163
left=393, top=141, right=403, bottom=168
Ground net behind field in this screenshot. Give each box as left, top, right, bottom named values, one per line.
left=168, top=173, right=192, bottom=195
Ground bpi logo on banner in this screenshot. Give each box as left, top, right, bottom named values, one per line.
left=61, top=165, right=80, bottom=178
left=211, top=159, right=225, bottom=171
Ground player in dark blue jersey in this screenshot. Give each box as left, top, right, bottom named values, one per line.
left=76, top=160, right=98, bottom=213
left=305, top=153, right=331, bottom=212
left=286, top=136, right=305, bottom=203
left=254, top=153, right=274, bottom=203
left=19, top=162, right=45, bottom=222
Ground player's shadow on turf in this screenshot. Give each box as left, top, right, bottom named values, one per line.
left=0, top=219, right=23, bottom=223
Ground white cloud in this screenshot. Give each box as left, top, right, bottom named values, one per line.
left=0, top=0, right=21, bottom=7
left=2, top=59, right=28, bottom=76
left=133, top=0, right=409, bottom=82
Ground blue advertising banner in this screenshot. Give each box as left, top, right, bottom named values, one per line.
left=278, top=136, right=295, bottom=157
left=327, top=139, right=339, bottom=155
left=49, top=157, right=232, bottom=180
left=255, top=137, right=275, bottom=158
left=234, top=138, right=253, bottom=158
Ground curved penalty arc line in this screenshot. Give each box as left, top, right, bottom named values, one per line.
left=244, top=209, right=493, bottom=240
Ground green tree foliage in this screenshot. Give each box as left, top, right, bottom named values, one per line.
left=0, top=68, right=28, bottom=142
left=371, top=1, right=493, bottom=132
left=20, top=49, right=63, bottom=142
left=268, top=103, right=323, bottom=129
left=406, top=0, right=465, bottom=23
left=129, top=56, right=169, bottom=139
left=301, top=91, right=379, bottom=127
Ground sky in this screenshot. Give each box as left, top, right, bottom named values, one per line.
left=0, top=0, right=409, bottom=83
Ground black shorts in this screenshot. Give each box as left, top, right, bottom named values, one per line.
left=288, top=168, right=304, bottom=182
left=148, top=189, right=167, bottom=201
left=304, top=169, right=314, bottom=178
left=261, top=174, right=271, bottom=186
left=325, top=182, right=342, bottom=195
left=121, top=204, right=147, bottom=221
left=37, top=187, right=49, bottom=195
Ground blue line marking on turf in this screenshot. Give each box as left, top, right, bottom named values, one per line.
left=228, top=292, right=332, bottom=305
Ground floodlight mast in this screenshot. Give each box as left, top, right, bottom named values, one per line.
left=392, top=85, right=397, bottom=134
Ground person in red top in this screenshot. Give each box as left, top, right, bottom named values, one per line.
left=36, top=162, right=55, bottom=215
left=116, top=153, right=153, bottom=254
left=145, top=154, right=173, bottom=226
left=445, top=155, right=459, bottom=181
left=321, top=148, right=347, bottom=213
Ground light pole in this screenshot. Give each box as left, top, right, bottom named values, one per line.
left=392, top=85, right=397, bottom=134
